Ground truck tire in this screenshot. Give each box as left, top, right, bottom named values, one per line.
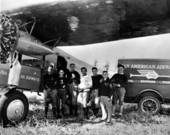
left=0, top=89, right=29, bottom=126
left=138, top=96, right=161, bottom=115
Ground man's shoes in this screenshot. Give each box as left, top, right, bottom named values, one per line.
left=111, top=114, right=115, bottom=118
left=99, top=117, right=107, bottom=122
left=84, top=115, right=89, bottom=120
left=44, top=115, right=47, bottom=119
left=58, top=114, right=62, bottom=119
left=118, top=113, right=122, bottom=116
left=117, top=113, right=123, bottom=118
left=61, top=114, right=65, bottom=118
left=105, top=120, right=113, bottom=125
left=89, top=115, right=96, bottom=120
left=87, top=101, right=92, bottom=107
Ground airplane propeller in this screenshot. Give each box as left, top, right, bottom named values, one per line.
left=0, top=14, right=19, bottom=63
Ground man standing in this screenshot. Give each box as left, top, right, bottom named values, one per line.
left=78, top=67, right=92, bottom=119
left=56, top=69, right=68, bottom=118
left=111, top=64, right=128, bottom=117
left=90, top=67, right=103, bottom=119
left=99, top=71, right=112, bottom=123
left=67, top=63, right=80, bottom=116
left=43, top=65, right=57, bottom=119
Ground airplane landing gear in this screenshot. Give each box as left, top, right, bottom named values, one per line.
left=0, top=15, right=28, bottom=127
left=0, top=87, right=29, bottom=127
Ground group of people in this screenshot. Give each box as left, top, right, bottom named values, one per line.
left=41, top=63, right=127, bottom=124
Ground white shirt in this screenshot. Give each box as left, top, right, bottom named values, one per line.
left=79, top=74, right=92, bottom=91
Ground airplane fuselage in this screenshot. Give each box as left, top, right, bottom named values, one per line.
left=16, top=31, right=55, bottom=55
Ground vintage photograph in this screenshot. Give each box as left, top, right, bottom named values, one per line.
left=0, top=0, right=170, bottom=134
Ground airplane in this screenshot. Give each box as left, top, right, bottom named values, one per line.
left=0, top=13, right=95, bottom=127
left=0, top=14, right=58, bottom=127
left=1, top=0, right=170, bottom=126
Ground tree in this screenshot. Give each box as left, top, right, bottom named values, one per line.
left=104, top=61, right=110, bottom=71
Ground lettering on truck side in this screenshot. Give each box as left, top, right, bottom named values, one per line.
left=120, top=60, right=170, bottom=85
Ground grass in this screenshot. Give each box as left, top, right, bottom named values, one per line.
left=0, top=94, right=170, bottom=135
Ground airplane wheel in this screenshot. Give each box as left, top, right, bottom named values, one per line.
left=0, top=89, right=29, bottom=126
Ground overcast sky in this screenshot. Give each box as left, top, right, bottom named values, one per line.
left=1, top=0, right=77, bottom=12
left=58, top=33, right=170, bottom=74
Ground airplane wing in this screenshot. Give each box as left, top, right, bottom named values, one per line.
left=53, top=47, right=103, bottom=75
left=1, top=0, right=170, bottom=76
left=1, top=0, right=170, bottom=46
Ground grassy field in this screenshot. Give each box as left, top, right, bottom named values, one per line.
left=0, top=92, right=170, bottom=135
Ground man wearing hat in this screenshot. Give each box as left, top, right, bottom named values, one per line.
left=111, top=64, right=128, bottom=117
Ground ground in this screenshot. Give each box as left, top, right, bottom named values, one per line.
left=0, top=91, right=170, bottom=135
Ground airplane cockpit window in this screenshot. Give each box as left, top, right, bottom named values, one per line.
left=21, top=55, right=42, bottom=68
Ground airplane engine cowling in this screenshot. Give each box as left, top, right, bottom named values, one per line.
left=0, top=14, right=19, bottom=63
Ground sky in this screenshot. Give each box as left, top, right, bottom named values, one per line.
left=0, top=0, right=79, bottom=12
left=58, top=33, right=170, bottom=75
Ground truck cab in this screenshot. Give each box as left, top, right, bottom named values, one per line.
left=119, top=59, right=170, bottom=114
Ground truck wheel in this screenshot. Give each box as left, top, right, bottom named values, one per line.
left=0, top=89, right=29, bottom=126
left=138, top=96, right=161, bottom=115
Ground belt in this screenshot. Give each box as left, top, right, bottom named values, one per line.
left=116, top=87, right=125, bottom=89
left=58, top=88, right=66, bottom=90
left=92, top=88, right=99, bottom=91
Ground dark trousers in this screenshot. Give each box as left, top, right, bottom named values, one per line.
left=43, top=89, right=57, bottom=117
left=90, top=89, right=100, bottom=116
left=68, top=83, right=78, bottom=116
left=57, top=88, right=67, bottom=115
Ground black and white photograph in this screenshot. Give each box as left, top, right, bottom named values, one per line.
left=0, top=0, right=170, bottom=134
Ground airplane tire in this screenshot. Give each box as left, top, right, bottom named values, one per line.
left=0, top=89, right=29, bottom=126
left=138, top=96, right=161, bottom=115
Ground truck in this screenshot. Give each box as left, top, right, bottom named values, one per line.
left=119, top=59, right=170, bottom=115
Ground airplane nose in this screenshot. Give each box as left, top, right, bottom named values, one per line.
left=0, top=14, right=19, bottom=63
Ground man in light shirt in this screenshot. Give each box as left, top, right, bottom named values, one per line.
left=78, top=67, right=92, bottom=119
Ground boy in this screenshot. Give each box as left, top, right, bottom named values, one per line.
left=90, top=67, right=103, bottom=119
left=99, top=71, right=112, bottom=123
left=56, top=69, right=68, bottom=117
